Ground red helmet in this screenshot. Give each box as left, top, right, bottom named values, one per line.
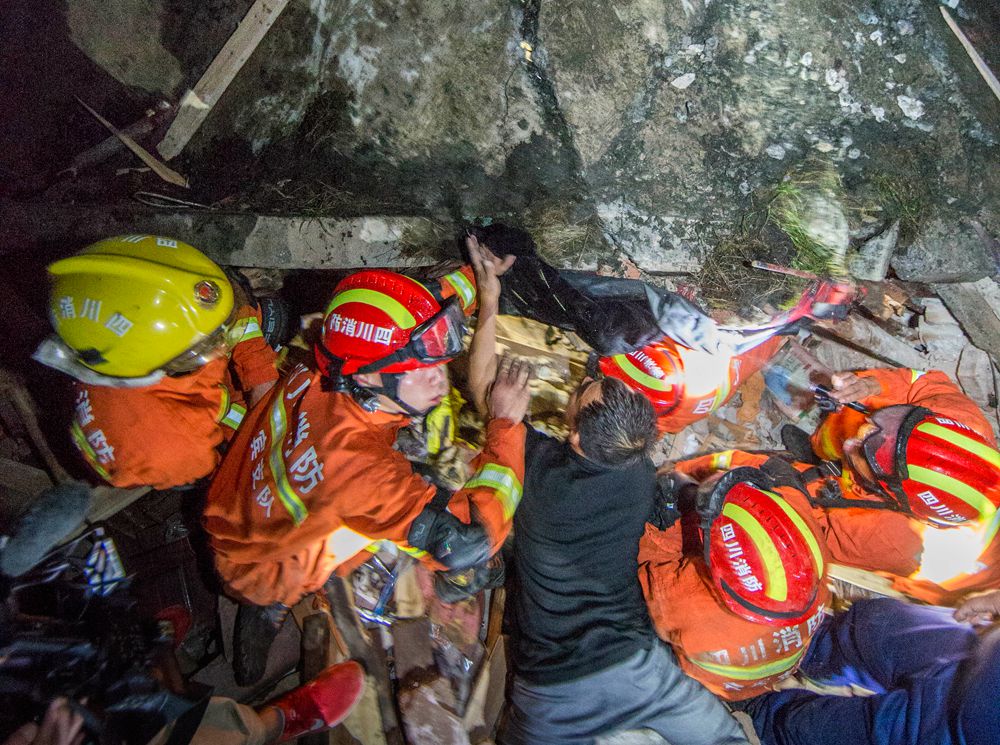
left=860, top=405, right=1000, bottom=527
left=316, top=270, right=466, bottom=376
left=598, top=338, right=685, bottom=415
left=698, top=469, right=826, bottom=625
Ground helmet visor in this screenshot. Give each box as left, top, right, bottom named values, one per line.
left=861, top=405, right=926, bottom=481
left=358, top=298, right=466, bottom=373
left=160, top=317, right=234, bottom=376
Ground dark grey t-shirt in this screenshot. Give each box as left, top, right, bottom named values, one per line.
left=507, top=426, right=658, bottom=684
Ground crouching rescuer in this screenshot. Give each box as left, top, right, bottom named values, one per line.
left=203, top=262, right=530, bottom=686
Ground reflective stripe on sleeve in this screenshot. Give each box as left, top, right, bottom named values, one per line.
left=443, top=270, right=476, bottom=310
left=710, top=451, right=734, bottom=471
left=226, top=317, right=264, bottom=346
left=220, top=402, right=247, bottom=430
left=466, top=463, right=523, bottom=521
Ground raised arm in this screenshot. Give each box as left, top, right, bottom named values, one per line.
left=466, top=234, right=515, bottom=416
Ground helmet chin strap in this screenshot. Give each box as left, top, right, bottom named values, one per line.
left=336, top=371, right=426, bottom=418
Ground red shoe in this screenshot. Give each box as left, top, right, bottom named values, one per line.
left=271, top=660, right=365, bottom=742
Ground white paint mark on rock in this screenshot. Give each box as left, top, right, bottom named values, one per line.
left=800, top=52, right=813, bottom=66
left=894, top=53, right=907, bottom=64
left=848, top=148, right=861, bottom=159
left=896, top=95, right=925, bottom=119
left=670, top=72, right=696, bottom=90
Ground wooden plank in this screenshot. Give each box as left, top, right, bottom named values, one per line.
left=58, top=103, right=173, bottom=179
left=325, top=577, right=401, bottom=745
left=302, top=613, right=333, bottom=745
left=940, top=7, right=1000, bottom=103
left=76, top=98, right=189, bottom=188
left=157, top=0, right=292, bottom=160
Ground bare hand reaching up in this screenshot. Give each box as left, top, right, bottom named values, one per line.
left=467, top=234, right=516, bottom=309
left=489, top=355, right=533, bottom=423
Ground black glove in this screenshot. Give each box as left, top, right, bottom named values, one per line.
left=434, top=556, right=506, bottom=604
left=649, top=472, right=684, bottom=530
left=407, top=506, right=491, bottom=570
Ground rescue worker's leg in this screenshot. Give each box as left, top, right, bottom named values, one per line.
left=743, top=599, right=978, bottom=745
left=499, top=642, right=747, bottom=745
left=799, top=598, right=977, bottom=692
left=743, top=684, right=949, bottom=745
left=233, top=602, right=290, bottom=687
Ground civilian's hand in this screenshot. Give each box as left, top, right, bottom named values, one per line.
left=953, top=590, right=1000, bottom=625
left=830, top=372, right=879, bottom=404
left=489, top=355, right=532, bottom=423
left=467, top=234, right=515, bottom=309
left=3, top=699, right=85, bottom=745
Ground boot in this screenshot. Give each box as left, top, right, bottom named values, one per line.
left=780, top=424, right=821, bottom=465
left=269, top=660, right=366, bottom=742
left=233, top=602, right=289, bottom=687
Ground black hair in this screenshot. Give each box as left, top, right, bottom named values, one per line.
left=576, top=377, right=657, bottom=468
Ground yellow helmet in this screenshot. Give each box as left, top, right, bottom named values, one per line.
left=47, top=235, right=235, bottom=378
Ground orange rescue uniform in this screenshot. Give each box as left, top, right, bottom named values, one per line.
left=204, top=363, right=525, bottom=607
left=70, top=305, right=279, bottom=490
left=676, top=368, right=998, bottom=604
left=638, top=485, right=831, bottom=701
left=657, top=336, right=783, bottom=434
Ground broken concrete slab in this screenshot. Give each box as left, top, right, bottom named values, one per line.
left=0, top=200, right=442, bottom=269
left=849, top=220, right=898, bottom=281
left=933, top=278, right=1000, bottom=358
left=891, top=214, right=995, bottom=283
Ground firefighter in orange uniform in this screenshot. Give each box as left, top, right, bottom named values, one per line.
left=204, top=247, right=531, bottom=686
left=675, top=367, right=1000, bottom=605
left=639, top=465, right=830, bottom=701
left=598, top=335, right=784, bottom=434
left=33, top=235, right=280, bottom=490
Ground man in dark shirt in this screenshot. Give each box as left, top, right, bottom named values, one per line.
left=499, top=375, right=749, bottom=745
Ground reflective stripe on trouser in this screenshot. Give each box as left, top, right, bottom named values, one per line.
left=466, top=463, right=523, bottom=521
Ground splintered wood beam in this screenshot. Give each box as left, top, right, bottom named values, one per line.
left=76, top=98, right=189, bottom=188
left=157, top=0, right=292, bottom=160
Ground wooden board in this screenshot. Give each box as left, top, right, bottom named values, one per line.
left=157, top=0, right=291, bottom=160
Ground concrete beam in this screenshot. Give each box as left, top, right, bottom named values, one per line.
left=933, top=279, right=1000, bottom=356
left=0, top=199, right=445, bottom=269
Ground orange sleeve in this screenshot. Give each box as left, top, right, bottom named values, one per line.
left=228, top=304, right=280, bottom=392
left=892, top=523, right=1000, bottom=605
left=445, top=418, right=526, bottom=554
left=674, top=450, right=769, bottom=481
left=435, top=265, right=479, bottom=316
left=638, top=523, right=687, bottom=640
left=858, top=368, right=995, bottom=445
left=812, top=507, right=923, bottom=576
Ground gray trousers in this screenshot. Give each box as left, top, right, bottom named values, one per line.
left=499, top=642, right=749, bottom=745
